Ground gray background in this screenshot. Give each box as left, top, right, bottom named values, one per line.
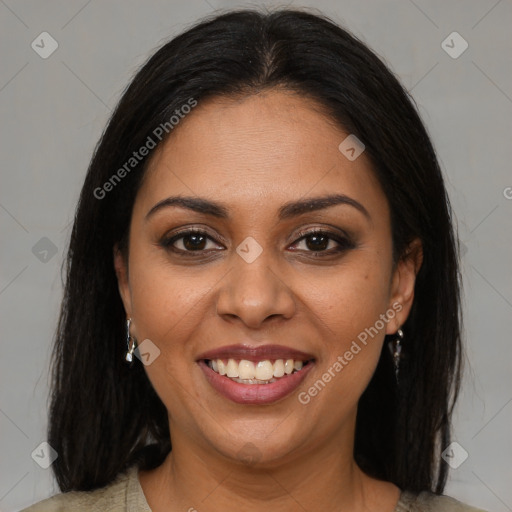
left=0, top=1, right=511, bottom=511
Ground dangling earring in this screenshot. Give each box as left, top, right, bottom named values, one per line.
left=125, top=318, right=137, bottom=362
left=389, top=328, right=404, bottom=383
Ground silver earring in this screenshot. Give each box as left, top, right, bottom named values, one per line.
left=125, top=318, right=137, bottom=362
left=389, top=328, right=404, bottom=383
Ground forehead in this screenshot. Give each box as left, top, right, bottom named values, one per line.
left=136, top=89, right=388, bottom=221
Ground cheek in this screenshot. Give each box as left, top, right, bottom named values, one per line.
left=127, top=247, right=211, bottom=353
left=318, top=254, right=391, bottom=337
left=309, top=255, right=392, bottom=392
left=126, top=250, right=213, bottom=416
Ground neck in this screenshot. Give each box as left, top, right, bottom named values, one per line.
left=139, top=421, right=400, bottom=512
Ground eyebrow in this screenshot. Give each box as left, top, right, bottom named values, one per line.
left=145, top=193, right=371, bottom=222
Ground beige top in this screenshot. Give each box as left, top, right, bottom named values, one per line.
left=20, top=465, right=488, bottom=512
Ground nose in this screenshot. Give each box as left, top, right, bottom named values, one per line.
left=215, top=246, right=296, bottom=329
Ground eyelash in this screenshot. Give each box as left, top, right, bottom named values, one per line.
left=160, top=228, right=355, bottom=257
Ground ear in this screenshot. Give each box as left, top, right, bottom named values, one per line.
left=386, top=238, right=423, bottom=335
left=113, top=244, right=132, bottom=317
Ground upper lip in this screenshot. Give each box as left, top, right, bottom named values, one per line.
left=196, top=344, right=315, bottom=362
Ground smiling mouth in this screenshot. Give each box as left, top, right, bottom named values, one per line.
left=203, top=358, right=314, bottom=384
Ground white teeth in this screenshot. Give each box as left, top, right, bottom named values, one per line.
left=207, top=357, right=309, bottom=383
left=226, top=359, right=239, bottom=378
left=255, top=360, right=274, bottom=380
left=238, top=360, right=255, bottom=379
left=284, top=359, right=294, bottom=375
left=273, top=359, right=285, bottom=378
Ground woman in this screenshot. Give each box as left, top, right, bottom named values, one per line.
left=22, top=8, right=487, bottom=512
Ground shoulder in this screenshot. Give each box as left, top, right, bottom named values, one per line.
left=399, top=490, right=489, bottom=512
left=19, top=466, right=148, bottom=512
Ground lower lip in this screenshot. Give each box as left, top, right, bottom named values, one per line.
left=198, top=360, right=314, bottom=405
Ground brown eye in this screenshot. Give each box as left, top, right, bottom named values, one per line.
left=181, top=232, right=207, bottom=251
left=304, top=233, right=330, bottom=251
left=161, top=229, right=223, bottom=254
left=291, top=229, right=354, bottom=255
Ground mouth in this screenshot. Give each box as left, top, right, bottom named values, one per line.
left=196, top=345, right=315, bottom=405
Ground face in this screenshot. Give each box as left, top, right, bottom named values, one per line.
left=115, top=89, right=420, bottom=467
